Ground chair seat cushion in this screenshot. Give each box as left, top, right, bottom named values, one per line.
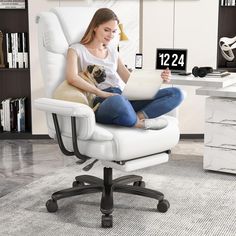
left=60, top=115, right=179, bottom=161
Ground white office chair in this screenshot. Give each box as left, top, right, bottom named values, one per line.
left=35, top=7, right=180, bottom=228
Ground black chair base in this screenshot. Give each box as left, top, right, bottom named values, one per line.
left=46, top=167, right=170, bottom=228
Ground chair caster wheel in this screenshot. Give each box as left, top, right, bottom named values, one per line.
left=102, top=214, right=113, bottom=228
left=72, top=181, right=84, bottom=188
left=157, top=199, right=170, bottom=213
left=46, top=199, right=58, bottom=213
left=133, top=180, right=145, bottom=188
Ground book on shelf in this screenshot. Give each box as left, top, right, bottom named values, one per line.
left=205, top=70, right=231, bottom=78
left=0, top=102, right=3, bottom=132
left=1, top=98, right=11, bottom=131
left=22, top=32, right=28, bottom=68
left=17, top=32, right=24, bottom=68
left=4, top=32, right=28, bottom=69
left=0, top=0, right=26, bottom=9
left=17, top=97, right=26, bottom=132
left=11, top=33, right=17, bottom=68
left=221, top=0, right=236, bottom=6
left=0, top=97, right=26, bottom=132
left=5, top=33, right=13, bottom=68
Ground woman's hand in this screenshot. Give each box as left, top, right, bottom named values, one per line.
left=161, top=68, right=171, bottom=83
left=96, top=90, right=119, bottom=98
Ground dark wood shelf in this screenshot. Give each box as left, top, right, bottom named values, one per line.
left=0, top=0, right=31, bottom=137
left=0, top=131, right=32, bottom=139
left=217, top=67, right=236, bottom=72
left=0, top=68, right=30, bottom=72
left=0, top=8, right=26, bottom=11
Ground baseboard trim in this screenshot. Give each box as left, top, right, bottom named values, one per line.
left=180, top=134, right=204, bottom=139
left=1, top=133, right=204, bottom=140
left=27, top=135, right=51, bottom=139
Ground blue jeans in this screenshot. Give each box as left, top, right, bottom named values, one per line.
left=93, top=87, right=184, bottom=127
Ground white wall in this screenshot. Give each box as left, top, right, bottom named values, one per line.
left=143, top=0, right=219, bottom=134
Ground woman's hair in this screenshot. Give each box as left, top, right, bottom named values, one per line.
left=80, top=8, right=119, bottom=45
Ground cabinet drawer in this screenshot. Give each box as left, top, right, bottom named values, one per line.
left=204, top=146, right=236, bottom=174
left=205, top=122, right=236, bottom=150
left=205, top=97, right=236, bottom=125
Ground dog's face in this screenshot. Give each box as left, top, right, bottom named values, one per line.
left=87, top=65, right=106, bottom=84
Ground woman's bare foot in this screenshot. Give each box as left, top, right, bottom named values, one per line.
left=134, top=118, right=145, bottom=128
left=136, top=111, right=145, bottom=120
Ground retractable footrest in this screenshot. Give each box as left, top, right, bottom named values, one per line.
left=101, top=152, right=169, bottom=172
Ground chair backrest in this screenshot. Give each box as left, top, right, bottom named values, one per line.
left=36, top=7, right=121, bottom=138
left=37, top=7, right=119, bottom=98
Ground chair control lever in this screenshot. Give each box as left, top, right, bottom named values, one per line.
left=83, top=159, right=98, bottom=171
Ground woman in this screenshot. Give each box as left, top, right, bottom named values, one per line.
left=66, top=8, right=184, bottom=130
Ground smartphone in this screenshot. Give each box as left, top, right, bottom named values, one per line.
left=135, top=53, right=143, bottom=69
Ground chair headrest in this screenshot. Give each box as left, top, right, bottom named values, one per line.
left=51, top=7, right=98, bottom=46
left=37, top=7, right=119, bottom=54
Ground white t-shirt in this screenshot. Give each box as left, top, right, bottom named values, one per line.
left=70, top=43, right=125, bottom=91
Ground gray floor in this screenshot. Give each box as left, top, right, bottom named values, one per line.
left=0, top=139, right=204, bottom=198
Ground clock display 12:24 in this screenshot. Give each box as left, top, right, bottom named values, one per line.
left=156, top=48, right=187, bottom=73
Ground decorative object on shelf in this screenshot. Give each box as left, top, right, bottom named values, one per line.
left=0, top=30, right=5, bottom=68
left=118, top=23, right=128, bottom=41
left=0, top=0, right=25, bottom=9
left=219, top=36, right=236, bottom=61
left=117, top=23, right=128, bottom=52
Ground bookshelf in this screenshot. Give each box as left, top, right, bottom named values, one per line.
left=217, top=1, right=236, bottom=72
left=0, top=0, right=31, bottom=138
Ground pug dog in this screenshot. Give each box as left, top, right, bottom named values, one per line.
left=79, top=65, right=106, bottom=86
left=78, top=65, right=106, bottom=111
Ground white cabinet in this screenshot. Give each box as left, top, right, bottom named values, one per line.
left=204, top=97, right=236, bottom=174
left=171, top=72, right=236, bottom=174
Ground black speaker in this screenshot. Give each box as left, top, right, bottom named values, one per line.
left=192, top=66, right=213, bottom=77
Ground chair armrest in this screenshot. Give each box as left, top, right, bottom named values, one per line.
left=34, top=98, right=96, bottom=140
left=34, top=98, right=94, bottom=118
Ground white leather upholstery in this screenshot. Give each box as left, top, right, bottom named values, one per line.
left=51, top=7, right=98, bottom=46
left=36, top=7, right=180, bottom=171
left=59, top=115, right=179, bottom=161
left=101, top=153, right=169, bottom=172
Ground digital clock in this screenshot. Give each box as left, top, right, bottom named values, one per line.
left=156, top=48, right=187, bottom=73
